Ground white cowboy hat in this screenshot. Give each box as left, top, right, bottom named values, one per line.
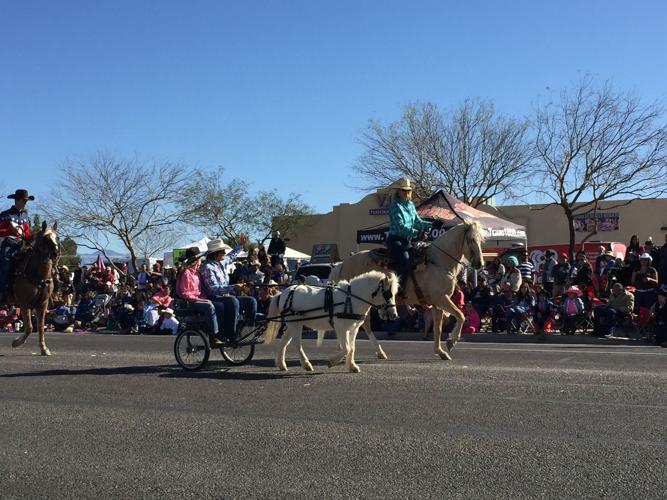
left=267, top=279, right=279, bottom=286
left=162, top=308, right=174, bottom=315
left=206, top=239, right=232, bottom=254
left=639, top=252, right=653, bottom=262
left=390, top=177, right=413, bottom=191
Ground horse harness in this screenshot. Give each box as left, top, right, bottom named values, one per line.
left=277, top=280, right=394, bottom=329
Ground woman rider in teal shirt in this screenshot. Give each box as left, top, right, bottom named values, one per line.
left=386, top=178, right=440, bottom=297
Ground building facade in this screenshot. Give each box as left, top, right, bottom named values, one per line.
left=286, top=191, right=667, bottom=259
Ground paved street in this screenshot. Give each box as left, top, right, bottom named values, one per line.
left=0, top=333, right=665, bottom=499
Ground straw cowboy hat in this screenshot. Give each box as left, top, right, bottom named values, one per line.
left=206, top=239, right=232, bottom=255
left=390, top=177, right=413, bottom=191
left=162, top=308, right=174, bottom=316
left=565, top=285, right=583, bottom=297
left=7, top=189, right=35, bottom=200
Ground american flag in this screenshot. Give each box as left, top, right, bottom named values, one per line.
left=96, top=254, right=105, bottom=273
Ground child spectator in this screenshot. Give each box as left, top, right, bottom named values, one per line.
left=462, top=301, right=480, bottom=334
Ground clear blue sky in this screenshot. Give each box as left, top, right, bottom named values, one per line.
left=2, top=0, right=666, bottom=216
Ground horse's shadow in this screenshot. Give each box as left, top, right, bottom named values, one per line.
left=0, top=358, right=327, bottom=381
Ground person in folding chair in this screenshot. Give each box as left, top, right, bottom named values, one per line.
left=533, top=288, right=554, bottom=337
left=560, top=286, right=585, bottom=335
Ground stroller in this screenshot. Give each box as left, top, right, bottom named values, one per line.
left=75, top=293, right=112, bottom=328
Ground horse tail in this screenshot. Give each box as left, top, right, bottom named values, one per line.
left=264, top=294, right=282, bottom=345
left=316, top=329, right=326, bottom=348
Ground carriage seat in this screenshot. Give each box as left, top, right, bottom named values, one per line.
left=369, top=241, right=430, bottom=270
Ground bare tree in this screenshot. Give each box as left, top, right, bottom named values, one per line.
left=534, top=78, right=667, bottom=257
left=354, top=100, right=533, bottom=206
left=253, top=190, right=313, bottom=244
left=44, top=152, right=192, bottom=272
left=183, top=168, right=313, bottom=244
left=181, top=167, right=255, bottom=244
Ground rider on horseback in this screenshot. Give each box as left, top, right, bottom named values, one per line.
left=0, top=189, right=34, bottom=305
left=386, top=178, right=440, bottom=298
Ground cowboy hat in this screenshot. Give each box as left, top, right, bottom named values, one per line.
left=179, top=246, right=204, bottom=264
left=7, top=189, right=34, bottom=200
left=604, top=250, right=614, bottom=257
left=266, top=279, right=279, bottom=286
left=390, top=177, right=413, bottom=191
left=565, top=285, right=583, bottom=297
left=162, top=308, right=174, bottom=315
left=639, top=252, right=653, bottom=262
left=206, top=239, right=232, bottom=254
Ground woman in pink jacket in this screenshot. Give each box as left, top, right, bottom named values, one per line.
left=176, top=247, right=226, bottom=346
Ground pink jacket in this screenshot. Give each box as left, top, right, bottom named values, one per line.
left=176, top=268, right=205, bottom=302
left=464, top=307, right=481, bottom=331
left=151, top=290, right=174, bottom=308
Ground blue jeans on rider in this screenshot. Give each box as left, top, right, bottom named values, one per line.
left=0, top=238, right=21, bottom=294
left=188, top=300, right=223, bottom=336
left=386, top=234, right=411, bottom=295
left=212, top=295, right=258, bottom=339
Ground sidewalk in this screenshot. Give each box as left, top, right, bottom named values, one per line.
left=308, top=329, right=655, bottom=346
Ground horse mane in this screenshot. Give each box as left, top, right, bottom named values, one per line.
left=466, top=220, right=486, bottom=245
left=348, top=270, right=399, bottom=295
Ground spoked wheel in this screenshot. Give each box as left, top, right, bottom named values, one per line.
left=221, top=343, right=255, bottom=366
left=174, top=329, right=210, bottom=371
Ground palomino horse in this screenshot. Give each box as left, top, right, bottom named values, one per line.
left=264, top=270, right=399, bottom=373
left=10, top=221, right=60, bottom=356
left=329, top=221, right=485, bottom=361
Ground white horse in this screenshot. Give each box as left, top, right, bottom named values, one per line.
left=264, top=270, right=399, bottom=373
left=329, top=221, right=485, bottom=361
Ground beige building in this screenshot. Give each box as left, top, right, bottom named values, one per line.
left=287, top=191, right=667, bottom=259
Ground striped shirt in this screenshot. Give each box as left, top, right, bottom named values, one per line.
left=388, top=199, right=432, bottom=240
left=518, top=260, right=535, bottom=282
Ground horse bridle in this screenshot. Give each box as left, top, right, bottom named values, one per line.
left=370, top=278, right=396, bottom=311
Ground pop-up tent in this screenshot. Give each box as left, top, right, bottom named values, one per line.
left=356, top=191, right=526, bottom=247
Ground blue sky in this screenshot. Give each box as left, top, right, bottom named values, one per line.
left=2, top=0, right=666, bottom=219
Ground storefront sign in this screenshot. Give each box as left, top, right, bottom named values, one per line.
left=574, top=212, right=620, bottom=232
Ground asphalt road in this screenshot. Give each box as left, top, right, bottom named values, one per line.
left=0, top=333, right=665, bottom=499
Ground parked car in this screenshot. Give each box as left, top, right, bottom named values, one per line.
left=294, top=263, right=338, bottom=285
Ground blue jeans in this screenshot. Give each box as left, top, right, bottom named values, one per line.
left=213, top=295, right=258, bottom=338
left=386, top=234, right=411, bottom=294
left=0, top=238, right=21, bottom=294
left=188, top=300, right=223, bottom=336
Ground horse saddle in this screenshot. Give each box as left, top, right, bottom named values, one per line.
left=369, top=242, right=430, bottom=271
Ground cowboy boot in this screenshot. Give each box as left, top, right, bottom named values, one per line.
left=209, top=333, right=224, bottom=347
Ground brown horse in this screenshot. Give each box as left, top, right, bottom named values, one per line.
left=10, top=221, right=60, bottom=356
left=329, top=221, right=485, bottom=361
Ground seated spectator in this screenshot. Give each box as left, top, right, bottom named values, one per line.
left=593, top=283, right=635, bottom=337
left=560, top=286, right=585, bottom=335
left=501, top=256, right=522, bottom=292
left=462, top=301, right=481, bottom=334
left=533, top=288, right=554, bottom=336
left=153, top=307, right=179, bottom=335
left=650, top=289, right=667, bottom=347
left=487, top=257, right=505, bottom=287
left=150, top=284, right=174, bottom=309
left=631, top=253, right=659, bottom=311
left=469, top=274, right=492, bottom=318
left=244, top=262, right=265, bottom=284
left=505, top=282, right=536, bottom=334
left=491, top=285, right=514, bottom=333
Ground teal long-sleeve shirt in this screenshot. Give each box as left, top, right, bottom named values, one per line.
left=388, top=199, right=432, bottom=239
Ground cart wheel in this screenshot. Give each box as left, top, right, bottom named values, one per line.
left=174, top=329, right=210, bottom=371
left=221, top=343, right=255, bottom=366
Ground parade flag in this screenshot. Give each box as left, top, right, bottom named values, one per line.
left=96, top=254, right=105, bottom=273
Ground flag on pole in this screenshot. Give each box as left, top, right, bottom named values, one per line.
left=96, top=254, right=105, bottom=273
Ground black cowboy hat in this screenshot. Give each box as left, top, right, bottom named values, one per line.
left=179, top=246, right=204, bottom=264
left=8, top=189, right=34, bottom=200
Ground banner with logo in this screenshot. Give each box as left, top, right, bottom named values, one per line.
left=574, top=212, right=620, bottom=232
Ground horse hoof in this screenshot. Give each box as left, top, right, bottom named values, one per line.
left=348, top=365, right=361, bottom=373
left=437, top=350, right=452, bottom=361
left=278, top=365, right=288, bottom=372
left=12, top=337, right=26, bottom=348
left=445, top=340, right=455, bottom=352
left=41, top=348, right=51, bottom=356
left=377, top=350, right=388, bottom=360
left=304, top=363, right=314, bottom=372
